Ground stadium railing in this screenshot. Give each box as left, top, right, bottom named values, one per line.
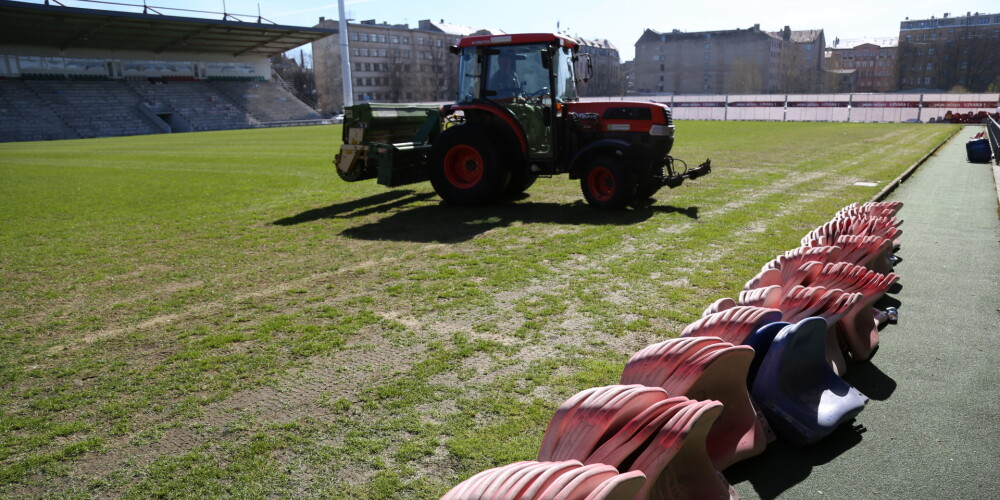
left=988, top=115, right=1000, bottom=166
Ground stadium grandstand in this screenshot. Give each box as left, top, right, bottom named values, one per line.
left=0, top=0, right=336, bottom=142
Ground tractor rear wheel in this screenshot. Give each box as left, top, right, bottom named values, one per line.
left=500, top=163, right=537, bottom=198
left=430, top=125, right=509, bottom=205
left=580, top=156, right=636, bottom=209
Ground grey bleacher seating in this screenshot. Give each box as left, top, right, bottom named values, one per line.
left=209, top=81, right=322, bottom=123
left=1, top=77, right=323, bottom=143
left=25, top=80, right=162, bottom=139
left=0, top=79, right=79, bottom=142
left=126, top=79, right=259, bottom=132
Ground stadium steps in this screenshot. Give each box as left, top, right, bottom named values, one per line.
left=208, top=80, right=322, bottom=124
left=125, top=79, right=261, bottom=132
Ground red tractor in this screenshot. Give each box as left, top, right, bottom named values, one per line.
left=334, top=33, right=710, bottom=209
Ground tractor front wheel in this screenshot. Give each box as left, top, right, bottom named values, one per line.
left=580, top=156, right=636, bottom=209
left=430, top=125, right=509, bottom=205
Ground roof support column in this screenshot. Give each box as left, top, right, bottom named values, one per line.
left=338, top=0, right=353, bottom=109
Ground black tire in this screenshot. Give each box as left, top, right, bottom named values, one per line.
left=500, top=162, right=538, bottom=198
left=580, top=156, right=636, bottom=209
left=633, top=178, right=662, bottom=202
left=429, top=125, right=509, bottom=206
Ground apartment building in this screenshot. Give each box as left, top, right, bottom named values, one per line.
left=575, top=38, right=623, bottom=97
left=312, top=18, right=498, bottom=113
left=633, top=25, right=824, bottom=95
left=825, top=38, right=899, bottom=92
left=897, top=11, right=1000, bottom=91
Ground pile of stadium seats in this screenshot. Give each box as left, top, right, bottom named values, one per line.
left=442, top=201, right=903, bottom=499
left=941, top=110, right=1000, bottom=124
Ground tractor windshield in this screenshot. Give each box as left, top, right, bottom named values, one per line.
left=484, top=44, right=549, bottom=101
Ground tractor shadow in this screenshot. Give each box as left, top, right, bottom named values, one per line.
left=273, top=190, right=436, bottom=225
left=275, top=190, right=700, bottom=243
left=340, top=200, right=701, bottom=243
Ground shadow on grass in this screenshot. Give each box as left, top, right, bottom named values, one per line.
left=726, top=420, right=867, bottom=499
left=338, top=199, right=701, bottom=243
left=274, top=189, right=702, bottom=242
left=273, top=190, right=435, bottom=225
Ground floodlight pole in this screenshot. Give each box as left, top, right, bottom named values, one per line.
left=338, top=0, right=353, bottom=109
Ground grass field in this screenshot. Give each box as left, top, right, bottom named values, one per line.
left=0, top=121, right=958, bottom=498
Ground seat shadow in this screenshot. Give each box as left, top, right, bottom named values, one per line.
left=725, top=420, right=866, bottom=499
left=874, top=294, right=902, bottom=312
left=842, top=360, right=897, bottom=401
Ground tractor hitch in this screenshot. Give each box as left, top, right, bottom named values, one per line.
left=662, top=157, right=712, bottom=188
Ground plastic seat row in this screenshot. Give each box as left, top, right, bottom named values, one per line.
left=442, top=201, right=903, bottom=499
left=802, top=216, right=902, bottom=249
left=442, top=460, right=645, bottom=500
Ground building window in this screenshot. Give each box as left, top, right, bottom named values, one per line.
left=360, top=33, right=369, bottom=42
left=351, top=33, right=358, bottom=41
left=926, top=62, right=933, bottom=71
left=379, top=34, right=387, bottom=43
left=392, top=35, right=399, bottom=43
left=417, top=37, right=425, bottom=45
left=402, top=36, right=409, bottom=44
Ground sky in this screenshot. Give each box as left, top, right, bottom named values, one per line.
left=19, top=0, right=1000, bottom=61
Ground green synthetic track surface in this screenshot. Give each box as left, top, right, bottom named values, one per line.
left=730, top=126, right=1000, bottom=499
left=2, top=122, right=996, bottom=498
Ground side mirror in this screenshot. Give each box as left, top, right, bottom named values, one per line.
left=579, top=53, right=594, bottom=83
left=449, top=45, right=461, bottom=55
left=541, top=50, right=552, bottom=70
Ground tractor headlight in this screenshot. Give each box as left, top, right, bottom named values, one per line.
left=649, top=124, right=675, bottom=137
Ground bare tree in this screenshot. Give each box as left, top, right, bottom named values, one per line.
left=730, top=59, right=765, bottom=94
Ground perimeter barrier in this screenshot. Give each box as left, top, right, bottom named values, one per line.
left=584, top=93, right=999, bottom=124
left=988, top=115, right=1000, bottom=165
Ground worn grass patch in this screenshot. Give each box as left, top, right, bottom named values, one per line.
left=0, top=122, right=958, bottom=497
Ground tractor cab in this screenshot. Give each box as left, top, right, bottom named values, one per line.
left=451, top=34, right=582, bottom=163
